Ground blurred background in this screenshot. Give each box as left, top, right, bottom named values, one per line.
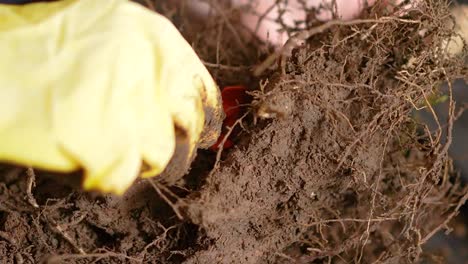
left=421, top=2, right=467, bottom=262
left=421, top=78, right=468, bottom=264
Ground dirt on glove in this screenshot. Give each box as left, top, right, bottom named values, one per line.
left=0, top=0, right=467, bottom=263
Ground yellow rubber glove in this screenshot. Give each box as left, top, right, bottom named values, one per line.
left=0, top=0, right=223, bottom=194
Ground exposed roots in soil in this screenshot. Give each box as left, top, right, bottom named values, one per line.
left=183, top=0, right=468, bottom=263
left=0, top=0, right=467, bottom=264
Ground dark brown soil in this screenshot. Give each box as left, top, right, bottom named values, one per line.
left=1, top=1, right=467, bottom=264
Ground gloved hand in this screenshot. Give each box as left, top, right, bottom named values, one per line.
left=0, top=0, right=223, bottom=194
left=238, top=0, right=378, bottom=45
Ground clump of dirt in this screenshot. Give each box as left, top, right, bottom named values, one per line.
left=182, top=0, right=468, bottom=263
left=0, top=0, right=467, bottom=264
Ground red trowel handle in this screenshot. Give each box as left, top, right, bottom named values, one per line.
left=210, top=85, right=250, bottom=151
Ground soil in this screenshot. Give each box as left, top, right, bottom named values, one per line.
left=0, top=1, right=467, bottom=264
